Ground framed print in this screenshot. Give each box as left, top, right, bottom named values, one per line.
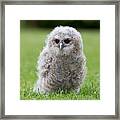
left=0, top=0, right=120, bottom=119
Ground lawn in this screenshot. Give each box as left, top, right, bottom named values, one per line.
left=20, top=27, right=100, bottom=100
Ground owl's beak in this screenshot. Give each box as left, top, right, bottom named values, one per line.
left=59, top=42, right=64, bottom=50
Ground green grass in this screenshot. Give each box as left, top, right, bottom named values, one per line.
left=20, top=28, right=100, bottom=100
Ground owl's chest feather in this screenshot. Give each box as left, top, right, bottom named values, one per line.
left=49, top=56, right=79, bottom=81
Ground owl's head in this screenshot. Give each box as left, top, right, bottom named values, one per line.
left=46, top=26, right=83, bottom=56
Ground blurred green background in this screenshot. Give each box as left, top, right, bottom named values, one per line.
left=20, top=20, right=100, bottom=100
left=21, top=20, right=100, bottom=29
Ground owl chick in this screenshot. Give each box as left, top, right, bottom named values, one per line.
left=33, top=26, right=87, bottom=94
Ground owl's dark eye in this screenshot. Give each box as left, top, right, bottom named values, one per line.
left=64, top=39, right=71, bottom=44
left=54, top=39, right=60, bottom=44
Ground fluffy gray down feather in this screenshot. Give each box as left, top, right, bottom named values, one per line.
left=33, top=26, right=87, bottom=93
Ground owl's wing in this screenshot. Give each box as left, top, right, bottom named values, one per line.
left=36, top=47, right=52, bottom=79
left=77, top=53, right=87, bottom=80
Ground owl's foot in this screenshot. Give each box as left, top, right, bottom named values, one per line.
left=33, top=80, right=47, bottom=94
left=73, top=87, right=80, bottom=94
left=33, top=85, right=48, bottom=94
